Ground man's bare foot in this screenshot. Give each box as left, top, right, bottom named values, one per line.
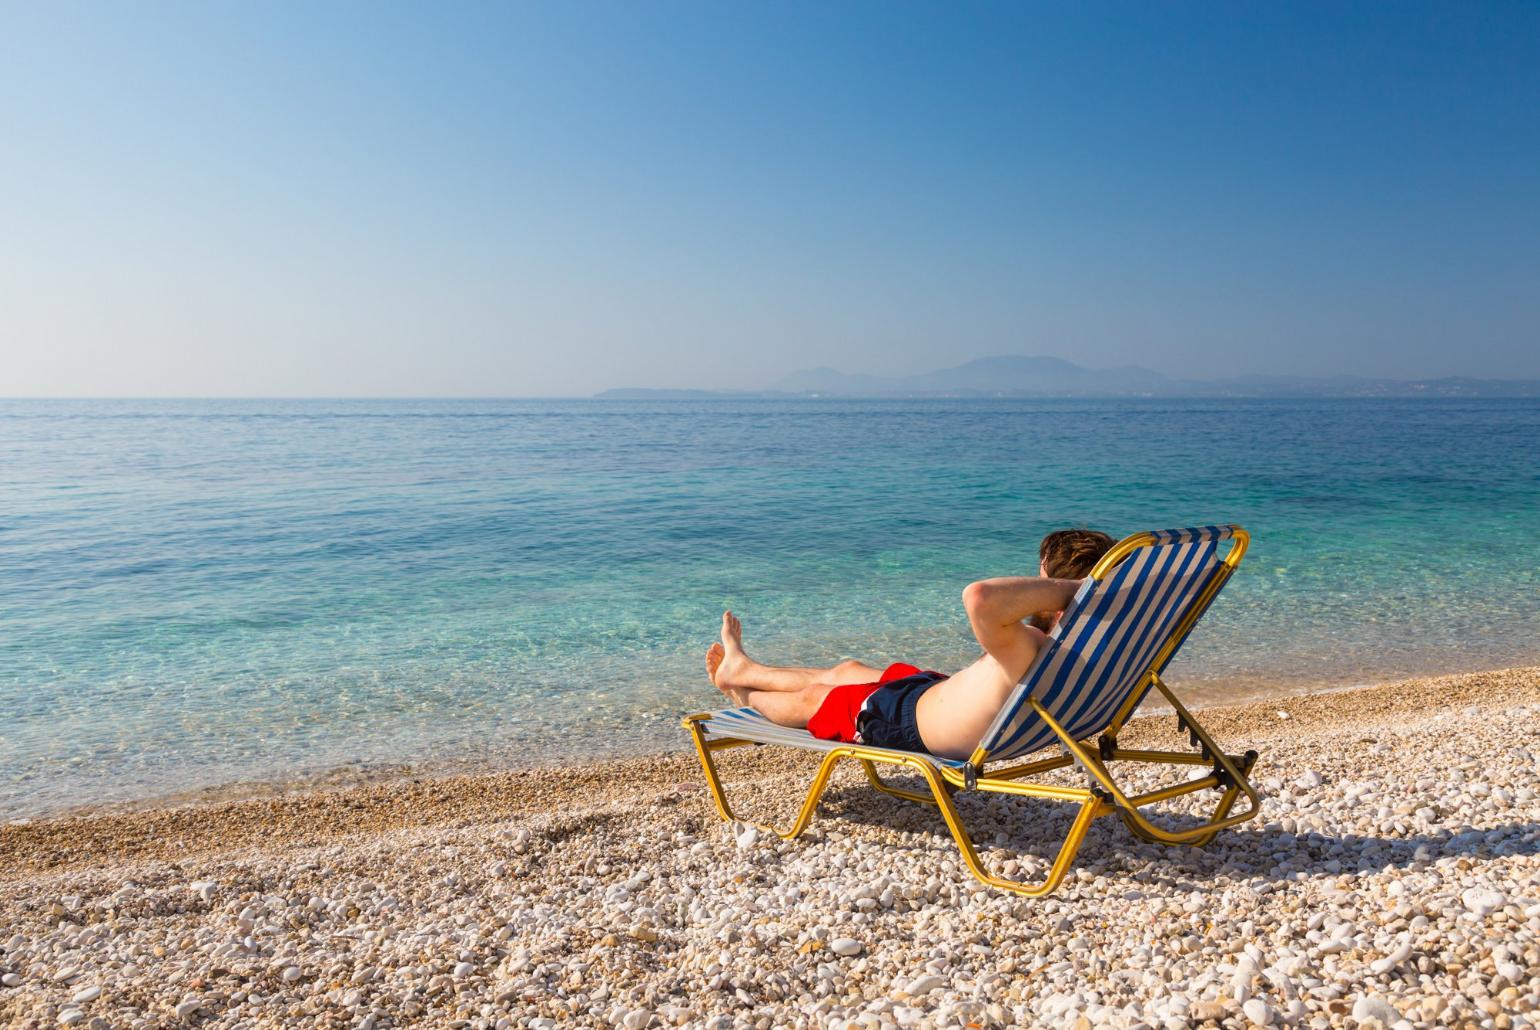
left=712, top=611, right=755, bottom=704
left=705, top=642, right=725, bottom=685
left=706, top=633, right=749, bottom=705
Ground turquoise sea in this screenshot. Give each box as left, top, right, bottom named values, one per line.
left=3, top=397, right=1538, bottom=819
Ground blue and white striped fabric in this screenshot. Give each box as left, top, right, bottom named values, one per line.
left=695, top=706, right=974, bottom=769
left=978, top=526, right=1236, bottom=762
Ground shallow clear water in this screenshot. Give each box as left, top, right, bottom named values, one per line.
left=2, top=397, right=1538, bottom=818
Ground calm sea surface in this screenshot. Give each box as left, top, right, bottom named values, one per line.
left=3, top=397, right=1538, bottom=818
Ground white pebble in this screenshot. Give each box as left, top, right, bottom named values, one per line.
left=830, top=938, right=862, bottom=957
left=71, top=985, right=102, bottom=1004
left=58, top=1010, right=85, bottom=1026
left=1461, top=886, right=1505, bottom=918
left=452, top=961, right=474, bottom=979
left=1369, top=940, right=1412, bottom=974
left=281, top=966, right=303, bottom=982
left=174, top=997, right=201, bottom=1020
left=1242, top=998, right=1273, bottom=1026
left=904, top=974, right=944, bottom=995
left=1352, top=996, right=1401, bottom=1025
left=1, top=973, right=20, bottom=988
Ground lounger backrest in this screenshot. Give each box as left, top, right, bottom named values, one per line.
left=977, top=526, right=1240, bottom=763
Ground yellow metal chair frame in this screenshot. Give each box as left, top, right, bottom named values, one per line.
left=681, top=529, right=1261, bottom=897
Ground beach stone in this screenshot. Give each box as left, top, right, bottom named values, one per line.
left=1461, top=887, right=1505, bottom=918
left=58, top=1010, right=85, bottom=1026
left=1242, top=998, right=1274, bottom=1025
left=830, top=938, right=862, bottom=957
left=1352, top=996, right=1401, bottom=1024
left=1, top=973, right=20, bottom=988
left=71, top=986, right=101, bottom=1004
left=1191, top=1000, right=1228, bottom=1021
left=174, top=997, right=201, bottom=1020
left=903, top=974, right=944, bottom=995
left=1370, top=940, right=1412, bottom=974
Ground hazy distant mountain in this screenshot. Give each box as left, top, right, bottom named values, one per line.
left=596, top=355, right=1540, bottom=399
left=595, top=388, right=762, bottom=400
left=773, top=355, right=1173, bottom=396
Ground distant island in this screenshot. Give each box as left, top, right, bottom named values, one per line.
left=597, top=354, right=1540, bottom=399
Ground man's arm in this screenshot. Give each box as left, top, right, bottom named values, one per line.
left=961, top=576, right=1084, bottom=681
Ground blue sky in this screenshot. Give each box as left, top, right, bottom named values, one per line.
left=2, top=1, right=1537, bottom=395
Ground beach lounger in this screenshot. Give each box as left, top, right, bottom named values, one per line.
left=681, top=525, right=1261, bottom=897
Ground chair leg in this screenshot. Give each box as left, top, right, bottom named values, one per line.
left=685, top=719, right=840, bottom=840
left=1113, top=749, right=1260, bottom=847
left=861, top=759, right=944, bottom=806
left=1027, top=695, right=1263, bottom=846
left=1185, top=750, right=1259, bottom=847
left=910, top=760, right=1107, bottom=898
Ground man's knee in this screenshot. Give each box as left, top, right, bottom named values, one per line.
left=832, top=659, right=867, bottom=678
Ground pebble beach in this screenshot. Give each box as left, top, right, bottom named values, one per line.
left=3, top=667, right=1538, bottom=1029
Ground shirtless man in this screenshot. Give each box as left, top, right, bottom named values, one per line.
left=705, top=529, right=1114, bottom=761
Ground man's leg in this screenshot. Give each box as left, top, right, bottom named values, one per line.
left=707, top=612, right=882, bottom=703
left=741, top=683, right=837, bottom=729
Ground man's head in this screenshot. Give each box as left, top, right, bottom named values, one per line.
left=1038, top=528, right=1116, bottom=580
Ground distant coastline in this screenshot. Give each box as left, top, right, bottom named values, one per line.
left=598, top=354, right=1540, bottom=399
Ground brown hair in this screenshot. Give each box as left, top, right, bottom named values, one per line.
left=1039, top=528, right=1116, bottom=579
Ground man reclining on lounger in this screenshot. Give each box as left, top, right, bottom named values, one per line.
left=706, top=529, right=1114, bottom=761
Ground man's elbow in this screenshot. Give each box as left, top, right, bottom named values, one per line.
left=962, top=580, right=991, bottom=619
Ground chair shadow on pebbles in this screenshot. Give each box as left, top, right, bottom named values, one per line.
left=813, top=772, right=1540, bottom=893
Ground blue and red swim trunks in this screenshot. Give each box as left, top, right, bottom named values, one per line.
left=806, top=662, right=949, bottom=753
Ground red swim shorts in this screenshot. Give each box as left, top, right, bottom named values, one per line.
left=806, top=663, right=943, bottom=745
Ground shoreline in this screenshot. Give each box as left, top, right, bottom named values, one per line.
left=7, top=662, right=1519, bottom=829
left=3, top=665, right=1523, bottom=875
left=3, top=666, right=1538, bottom=1028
